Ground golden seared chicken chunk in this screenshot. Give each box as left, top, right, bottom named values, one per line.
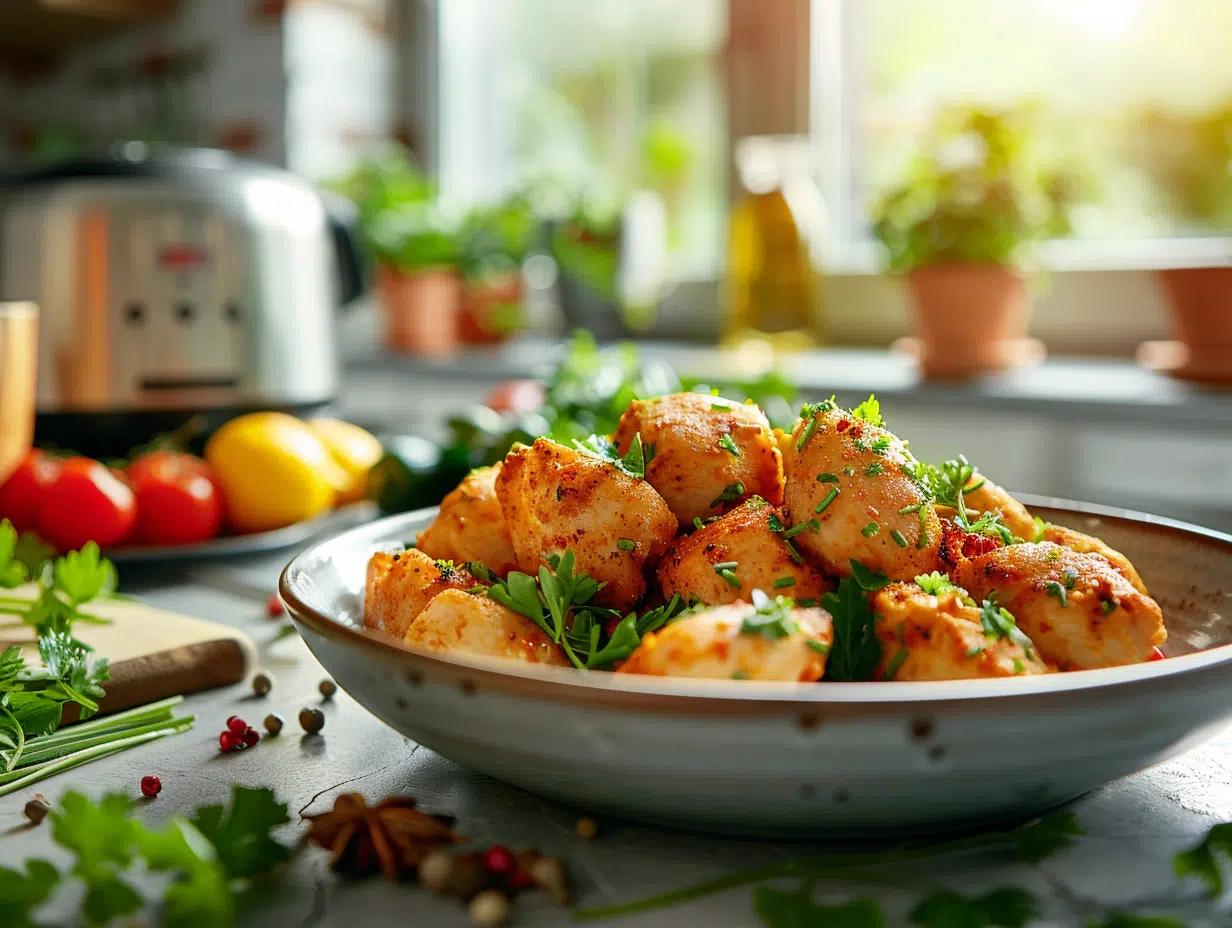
left=612, top=392, right=784, bottom=525
left=365, top=549, right=482, bottom=638
left=617, top=599, right=833, bottom=681
left=782, top=402, right=941, bottom=580
left=1039, top=523, right=1147, bottom=594
left=954, top=542, right=1165, bottom=670
left=871, top=582, right=1051, bottom=681
left=958, top=475, right=1038, bottom=541
left=657, top=497, right=831, bottom=607
left=405, top=589, right=569, bottom=665
left=495, top=438, right=676, bottom=610
left=415, top=464, right=519, bottom=576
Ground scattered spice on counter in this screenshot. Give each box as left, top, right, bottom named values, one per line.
left=575, top=816, right=599, bottom=839
left=252, top=672, right=273, bottom=696
left=304, top=793, right=460, bottom=880
left=319, top=678, right=337, bottom=700
left=468, top=889, right=511, bottom=927
left=263, top=713, right=284, bottom=736
left=267, top=593, right=285, bottom=617
left=139, top=775, right=161, bottom=798
left=299, top=707, right=325, bottom=734
left=219, top=715, right=261, bottom=752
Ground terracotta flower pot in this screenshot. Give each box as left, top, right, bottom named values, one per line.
left=460, top=272, right=524, bottom=345
left=377, top=265, right=461, bottom=356
left=905, top=264, right=1035, bottom=378
left=1152, top=268, right=1232, bottom=381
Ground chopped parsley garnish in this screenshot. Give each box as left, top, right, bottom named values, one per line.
left=883, top=621, right=909, bottom=680
left=1045, top=580, right=1069, bottom=608
left=1061, top=566, right=1079, bottom=590
left=693, top=517, right=704, bottom=531
left=853, top=438, right=868, bottom=452
left=861, top=522, right=880, bottom=537
left=965, top=645, right=984, bottom=658
left=891, top=530, right=908, bottom=548
left=799, top=397, right=837, bottom=418
left=796, top=598, right=819, bottom=607
left=740, top=596, right=798, bottom=639
left=865, top=462, right=885, bottom=477
left=795, top=417, right=821, bottom=452
left=817, top=473, right=840, bottom=484
left=782, top=522, right=809, bottom=540
left=718, top=433, right=741, bottom=457
left=1046, top=547, right=1062, bottom=562
left=842, top=466, right=857, bottom=476
left=730, top=670, right=750, bottom=680
left=851, top=394, right=884, bottom=427
left=870, top=436, right=892, bottom=455
left=767, top=512, right=785, bottom=533
left=805, top=639, right=830, bottom=654
left=773, top=576, right=796, bottom=589
left=574, top=433, right=647, bottom=479
left=1013, top=659, right=1026, bottom=674
left=616, top=538, right=636, bottom=552
left=965, top=511, right=1021, bottom=545
left=1100, top=598, right=1118, bottom=615
left=915, top=571, right=958, bottom=595
left=710, top=481, right=745, bottom=508
left=979, top=596, right=1036, bottom=657
left=815, top=487, right=839, bottom=514
left=808, top=519, right=821, bottom=531
left=821, top=559, right=887, bottom=681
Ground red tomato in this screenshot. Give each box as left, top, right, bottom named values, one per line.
left=483, top=379, right=545, bottom=414
left=127, top=451, right=223, bottom=546
left=1149, top=646, right=1166, bottom=662
left=37, top=457, right=136, bottom=551
left=0, top=450, right=61, bottom=534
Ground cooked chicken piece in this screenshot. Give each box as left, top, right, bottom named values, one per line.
left=871, top=582, right=1051, bottom=681
left=617, top=600, right=833, bottom=681
left=405, top=589, right=569, bottom=665
left=1040, top=523, right=1147, bottom=594
left=657, top=497, right=831, bottom=607
left=612, top=392, right=784, bottom=526
left=415, top=464, right=519, bottom=576
left=782, top=403, right=942, bottom=580
left=953, top=542, right=1165, bottom=670
left=365, top=549, right=481, bottom=638
left=958, top=475, right=1038, bottom=541
left=495, top=438, right=677, bottom=611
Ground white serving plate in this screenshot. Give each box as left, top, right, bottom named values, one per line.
left=280, top=497, right=1232, bottom=837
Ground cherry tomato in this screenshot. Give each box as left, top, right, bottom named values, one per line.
left=483, top=379, right=545, bottom=414
left=0, top=450, right=61, bottom=534
left=37, top=457, right=136, bottom=551
left=127, top=451, right=223, bottom=546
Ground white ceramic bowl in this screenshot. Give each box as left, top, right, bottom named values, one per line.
left=281, top=497, right=1232, bottom=837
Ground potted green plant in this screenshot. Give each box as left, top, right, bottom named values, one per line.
left=551, top=191, right=629, bottom=340
left=457, top=195, right=536, bottom=344
left=871, top=107, right=1084, bottom=377
left=1138, top=104, right=1232, bottom=382
left=333, top=151, right=463, bottom=355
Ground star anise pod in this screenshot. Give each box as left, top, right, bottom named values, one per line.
left=304, top=793, right=461, bottom=880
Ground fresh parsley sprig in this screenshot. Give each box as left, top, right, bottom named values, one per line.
left=821, top=559, right=889, bottom=682
left=573, top=433, right=648, bottom=479
left=0, top=521, right=116, bottom=641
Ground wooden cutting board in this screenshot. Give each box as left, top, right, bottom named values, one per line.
left=4, top=587, right=256, bottom=717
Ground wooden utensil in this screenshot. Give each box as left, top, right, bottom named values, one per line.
left=0, top=302, right=37, bottom=485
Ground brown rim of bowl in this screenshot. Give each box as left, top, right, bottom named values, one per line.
left=279, top=495, right=1232, bottom=718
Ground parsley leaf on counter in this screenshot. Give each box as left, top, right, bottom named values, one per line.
left=1012, top=811, right=1084, bottom=863
left=908, top=887, right=1037, bottom=928
left=0, top=859, right=59, bottom=928
left=140, top=818, right=234, bottom=928
left=189, top=786, right=291, bottom=879
left=1174, top=821, right=1232, bottom=897
left=754, top=885, right=884, bottom=928
left=574, top=433, right=647, bottom=479
left=51, top=791, right=144, bottom=924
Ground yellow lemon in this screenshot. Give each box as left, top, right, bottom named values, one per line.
left=205, top=412, right=343, bottom=533
left=307, top=418, right=383, bottom=505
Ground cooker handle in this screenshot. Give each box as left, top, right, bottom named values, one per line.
left=321, top=191, right=367, bottom=308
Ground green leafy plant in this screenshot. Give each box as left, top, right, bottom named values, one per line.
left=871, top=106, right=1090, bottom=273
left=458, top=194, right=537, bottom=283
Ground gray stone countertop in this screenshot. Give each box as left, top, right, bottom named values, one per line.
left=1, top=543, right=1231, bottom=926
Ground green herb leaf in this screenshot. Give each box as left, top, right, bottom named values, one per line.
left=817, top=473, right=840, bottom=484
left=52, top=543, right=117, bottom=607
left=909, top=887, right=1037, bottom=928
left=693, top=517, right=705, bottom=531
left=754, top=884, right=884, bottom=928
left=0, top=859, right=59, bottom=928
left=865, top=462, right=885, bottom=477
left=574, top=433, right=647, bottom=479
left=710, top=482, right=746, bottom=509
left=139, top=817, right=233, bottom=928
left=870, top=436, right=892, bottom=455
left=1100, top=598, right=1118, bottom=615
left=1013, top=811, right=1085, bottom=863
left=50, top=791, right=144, bottom=925
left=822, top=577, right=882, bottom=681
left=719, top=433, right=741, bottom=457
left=861, top=522, right=880, bottom=537
left=1175, top=821, right=1232, bottom=897
left=773, top=576, right=796, bottom=589
left=1086, top=915, right=1186, bottom=928
left=14, top=532, right=55, bottom=578
left=0, top=521, right=30, bottom=588
left=806, top=639, right=830, bottom=654
left=978, top=597, right=1036, bottom=658
left=850, top=559, right=891, bottom=592
left=189, top=786, right=290, bottom=879
left=1045, top=580, right=1069, bottom=608
left=851, top=395, right=884, bottom=428
left=616, top=538, right=636, bottom=552
left=741, top=597, right=799, bottom=640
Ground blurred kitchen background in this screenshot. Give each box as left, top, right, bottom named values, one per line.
left=2, top=0, right=1231, bottom=527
